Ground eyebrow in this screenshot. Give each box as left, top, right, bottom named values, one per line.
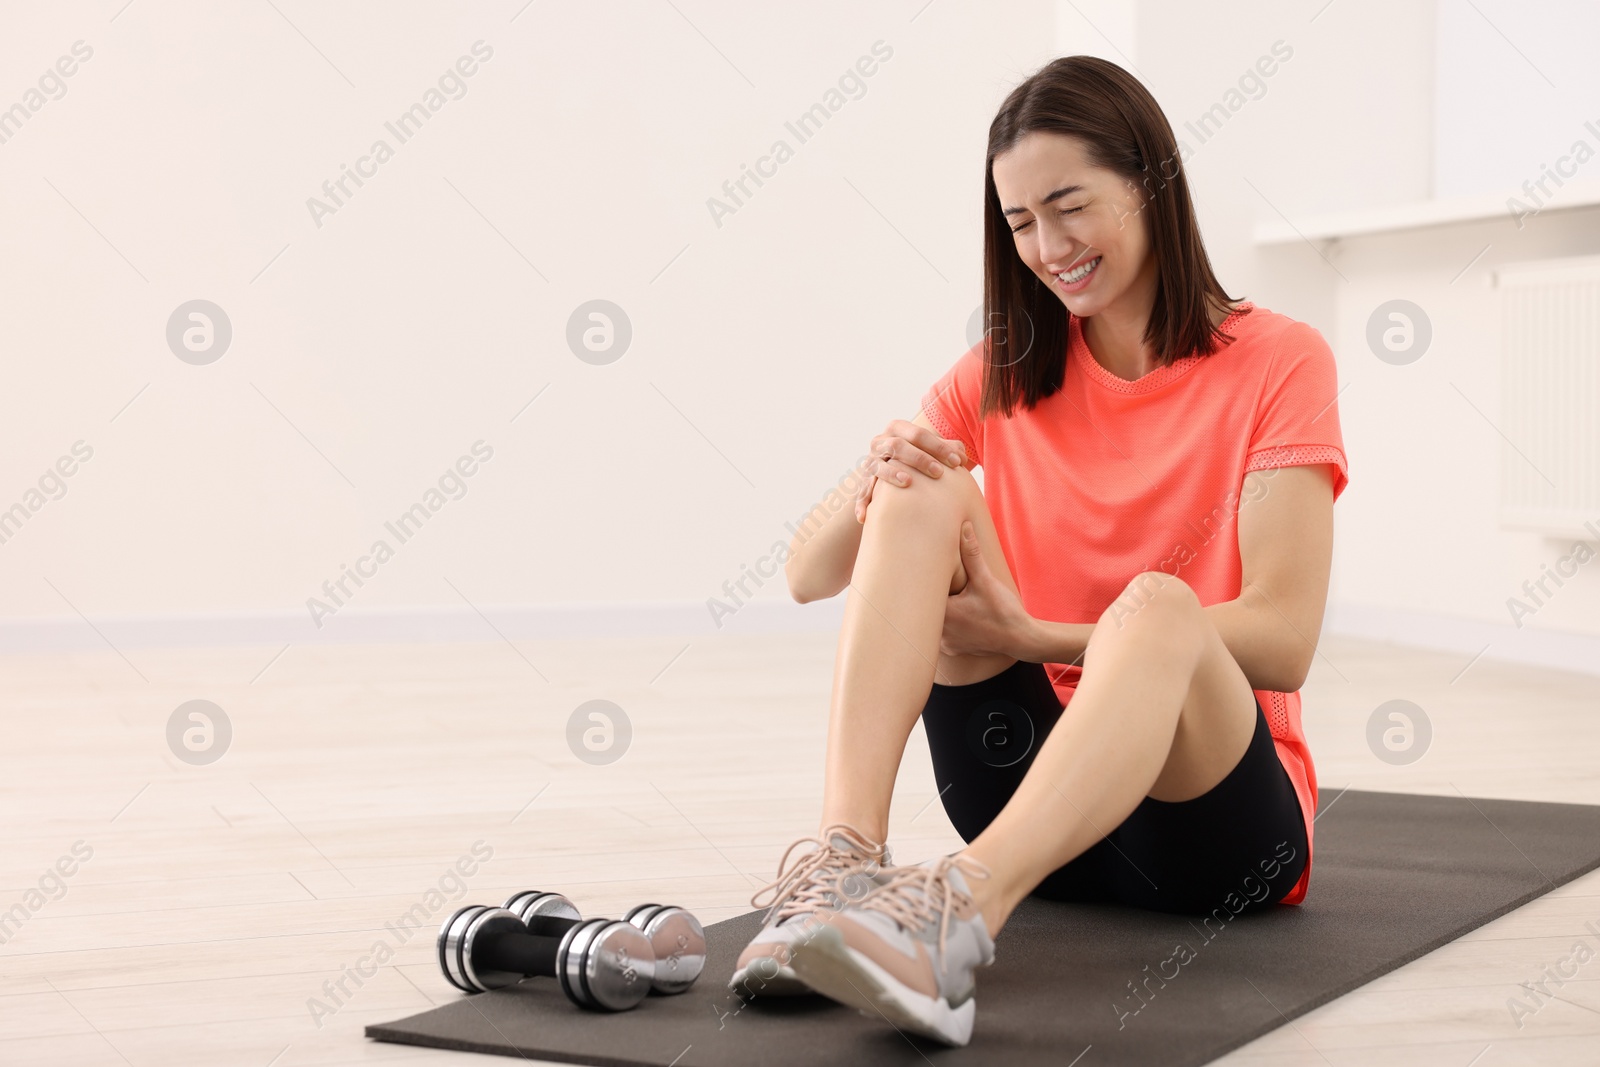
left=1001, top=184, right=1085, bottom=217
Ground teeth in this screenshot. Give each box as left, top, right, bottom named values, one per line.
left=1059, top=257, right=1100, bottom=283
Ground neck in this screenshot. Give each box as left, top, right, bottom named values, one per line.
left=1080, top=265, right=1160, bottom=381
left=1080, top=280, right=1235, bottom=382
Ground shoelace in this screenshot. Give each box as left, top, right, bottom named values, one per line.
left=748, top=823, right=888, bottom=923
left=853, top=853, right=992, bottom=974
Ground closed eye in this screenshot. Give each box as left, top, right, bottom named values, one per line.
left=1010, top=206, right=1083, bottom=234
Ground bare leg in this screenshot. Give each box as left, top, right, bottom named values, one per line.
left=958, top=572, right=1259, bottom=935
left=815, top=466, right=1022, bottom=843
left=809, top=467, right=1258, bottom=939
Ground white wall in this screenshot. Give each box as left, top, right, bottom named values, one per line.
left=0, top=0, right=1052, bottom=641
left=4, top=0, right=1596, bottom=672
left=1433, top=0, right=1600, bottom=200
left=1139, top=0, right=1600, bottom=672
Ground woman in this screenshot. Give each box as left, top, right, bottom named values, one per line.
left=729, top=54, right=1348, bottom=1047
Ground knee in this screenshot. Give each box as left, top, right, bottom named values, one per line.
left=1098, top=571, right=1199, bottom=633
left=866, top=462, right=979, bottom=524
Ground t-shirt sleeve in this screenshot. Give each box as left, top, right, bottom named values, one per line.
left=920, top=342, right=986, bottom=470
left=1244, top=320, right=1349, bottom=501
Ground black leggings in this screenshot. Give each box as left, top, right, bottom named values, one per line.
left=920, top=658, right=1309, bottom=916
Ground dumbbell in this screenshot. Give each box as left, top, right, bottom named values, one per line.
left=438, top=904, right=654, bottom=1011
left=502, top=890, right=706, bottom=996
left=437, top=891, right=706, bottom=1011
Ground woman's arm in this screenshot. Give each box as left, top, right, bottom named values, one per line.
left=1016, top=618, right=1093, bottom=666
left=786, top=410, right=965, bottom=604
left=1217, top=463, right=1334, bottom=693
left=784, top=474, right=867, bottom=603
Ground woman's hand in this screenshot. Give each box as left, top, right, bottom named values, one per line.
left=939, top=520, right=1038, bottom=661
left=854, top=419, right=967, bottom=524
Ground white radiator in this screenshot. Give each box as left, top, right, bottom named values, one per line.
left=1493, top=253, right=1600, bottom=540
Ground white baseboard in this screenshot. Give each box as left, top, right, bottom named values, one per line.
left=0, top=597, right=848, bottom=655
left=2, top=598, right=1594, bottom=679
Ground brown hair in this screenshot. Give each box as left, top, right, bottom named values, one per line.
left=977, top=55, right=1247, bottom=418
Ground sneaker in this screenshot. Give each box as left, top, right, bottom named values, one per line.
left=785, top=853, right=996, bottom=1046
left=728, top=823, right=892, bottom=998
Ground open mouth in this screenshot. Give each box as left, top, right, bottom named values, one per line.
left=1056, top=256, right=1101, bottom=286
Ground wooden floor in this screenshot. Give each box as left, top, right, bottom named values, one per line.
left=3, top=630, right=1598, bottom=1065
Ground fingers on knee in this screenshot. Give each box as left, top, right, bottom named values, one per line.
left=872, top=463, right=975, bottom=518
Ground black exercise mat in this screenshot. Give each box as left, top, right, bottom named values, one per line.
left=368, top=789, right=1600, bottom=1065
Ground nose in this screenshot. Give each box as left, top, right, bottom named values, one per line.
left=1037, top=229, right=1090, bottom=273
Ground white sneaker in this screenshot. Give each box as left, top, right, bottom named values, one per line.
left=786, top=853, right=996, bottom=1046
left=728, top=823, right=892, bottom=998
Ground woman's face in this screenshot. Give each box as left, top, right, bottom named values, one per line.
left=991, top=131, right=1152, bottom=318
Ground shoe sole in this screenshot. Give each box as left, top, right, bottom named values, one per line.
left=786, top=923, right=975, bottom=1046
left=727, top=961, right=814, bottom=998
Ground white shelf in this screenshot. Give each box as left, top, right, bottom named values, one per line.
left=1252, top=182, right=1600, bottom=245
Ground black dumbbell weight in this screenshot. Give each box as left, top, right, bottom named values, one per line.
left=438, top=904, right=655, bottom=1011
left=503, top=890, right=707, bottom=995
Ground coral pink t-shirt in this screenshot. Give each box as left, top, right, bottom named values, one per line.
left=920, top=301, right=1348, bottom=906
